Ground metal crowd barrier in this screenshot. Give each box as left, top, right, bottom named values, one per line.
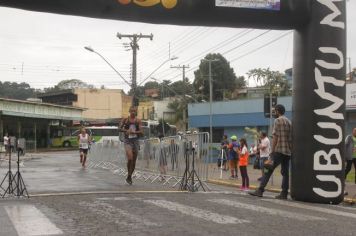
left=25, top=140, right=36, bottom=152
left=87, top=132, right=210, bottom=189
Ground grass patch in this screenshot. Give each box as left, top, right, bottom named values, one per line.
left=346, top=172, right=355, bottom=183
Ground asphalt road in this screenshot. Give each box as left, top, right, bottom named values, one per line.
left=0, top=151, right=355, bottom=236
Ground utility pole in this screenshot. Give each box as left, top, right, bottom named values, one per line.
left=171, top=64, right=189, bottom=131
left=202, top=59, right=218, bottom=157
left=117, top=33, right=153, bottom=105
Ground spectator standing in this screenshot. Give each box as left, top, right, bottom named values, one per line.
left=158, top=134, right=167, bottom=181
left=238, top=138, right=249, bottom=191
left=258, top=131, right=271, bottom=181
left=249, top=104, right=292, bottom=199
left=169, top=139, right=179, bottom=171
left=228, top=135, right=239, bottom=179
left=9, top=135, right=16, bottom=153
left=345, top=128, right=356, bottom=184
left=220, top=134, right=229, bottom=171
left=3, top=133, right=9, bottom=157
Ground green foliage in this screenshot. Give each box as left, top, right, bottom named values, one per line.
left=247, top=68, right=290, bottom=96
left=144, top=81, right=160, bottom=89
left=0, top=81, right=36, bottom=100
left=235, top=76, right=247, bottom=89
left=244, top=127, right=260, bottom=142
left=193, top=53, right=244, bottom=101
left=43, top=79, right=95, bottom=93
left=133, top=77, right=194, bottom=100
left=167, top=99, right=183, bottom=122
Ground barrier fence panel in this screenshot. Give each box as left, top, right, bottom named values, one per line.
left=88, top=132, right=210, bottom=190
left=25, top=140, right=36, bottom=152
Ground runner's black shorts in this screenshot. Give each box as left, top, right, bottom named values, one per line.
left=80, top=148, right=88, bottom=154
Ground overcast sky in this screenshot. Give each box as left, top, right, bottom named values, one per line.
left=0, top=1, right=355, bottom=93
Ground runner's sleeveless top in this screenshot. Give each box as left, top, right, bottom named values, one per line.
left=79, top=133, right=89, bottom=149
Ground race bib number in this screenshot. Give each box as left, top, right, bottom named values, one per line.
left=128, top=124, right=138, bottom=139
left=80, top=143, right=88, bottom=149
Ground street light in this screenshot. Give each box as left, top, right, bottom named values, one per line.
left=84, top=46, right=131, bottom=87
left=138, top=56, right=178, bottom=86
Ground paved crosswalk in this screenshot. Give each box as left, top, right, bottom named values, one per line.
left=207, top=198, right=326, bottom=221
left=0, top=192, right=356, bottom=235
left=143, top=199, right=250, bottom=224
left=78, top=200, right=161, bottom=229
left=4, top=205, right=63, bottom=236
left=262, top=198, right=356, bottom=219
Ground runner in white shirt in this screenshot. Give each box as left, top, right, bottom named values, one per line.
left=77, top=128, right=91, bottom=168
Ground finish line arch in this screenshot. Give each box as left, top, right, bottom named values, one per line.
left=0, top=0, right=346, bottom=204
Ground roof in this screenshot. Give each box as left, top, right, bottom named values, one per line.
left=0, top=97, right=84, bottom=110
left=37, top=89, right=74, bottom=98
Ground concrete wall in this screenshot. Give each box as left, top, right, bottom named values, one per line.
left=153, top=98, right=176, bottom=120
left=137, top=101, right=154, bottom=120
left=73, top=88, right=125, bottom=120
left=188, top=96, right=292, bottom=128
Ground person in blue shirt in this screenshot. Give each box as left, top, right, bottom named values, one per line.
left=227, top=135, right=240, bottom=179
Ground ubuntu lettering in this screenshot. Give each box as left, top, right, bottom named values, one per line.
left=117, top=0, right=178, bottom=9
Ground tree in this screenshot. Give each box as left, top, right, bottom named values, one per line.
left=43, top=79, right=95, bottom=93
left=160, top=80, right=172, bottom=98
left=165, top=80, right=193, bottom=97
left=193, top=53, right=241, bottom=101
left=167, top=99, right=183, bottom=123
left=247, top=68, right=290, bottom=95
left=144, top=81, right=160, bottom=90
left=0, top=81, right=36, bottom=100
left=235, top=75, right=247, bottom=89
left=56, top=79, right=94, bottom=90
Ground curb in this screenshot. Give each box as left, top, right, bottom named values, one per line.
left=207, top=179, right=280, bottom=193
left=207, top=179, right=356, bottom=205
left=29, top=190, right=189, bottom=198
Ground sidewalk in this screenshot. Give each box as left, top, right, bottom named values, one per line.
left=207, top=163, right=356, bottom=204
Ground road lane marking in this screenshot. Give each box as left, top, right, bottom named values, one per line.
left=79, top=201, right=160, bottom=229
left=5, top=205, right=63, bottom=236
left=263, top=199, right=356, bottom=219
left=208, top=199, right=326, bottom=221
left=143, top=199, right=250, bottom=224
left=97, top=197, right=132, bottom=201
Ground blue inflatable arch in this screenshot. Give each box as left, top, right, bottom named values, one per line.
left=0, top=0, right=346, bottom=204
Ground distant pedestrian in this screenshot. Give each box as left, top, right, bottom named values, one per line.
left=169, top=139, right=179, bottom=171
left=345, top=128, right=356, bottom=184
left=258, top=131, right=271, bottom=181
left=158, top=134, right=167, bottom=181
left=238, top=138, right=249, bottom=191
left=3, top=133, right=9, bottom=157
left=220, top=134, right=229, bottom=171
left=249, top=104, right=292, bottom=199
left=9, top=135, right=16, bottom=153
left=228, top=135, right=239, bottom=179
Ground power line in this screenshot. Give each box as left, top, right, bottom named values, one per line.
left=230, top=31, right=292, bottom=63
